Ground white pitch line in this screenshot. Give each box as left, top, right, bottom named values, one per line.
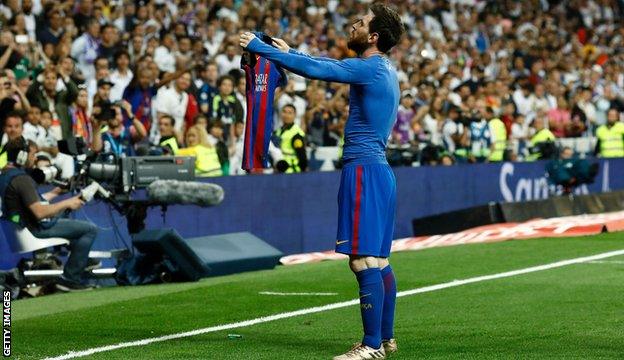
left=259, top=291, right=339, bottom=296
left=586, top=260, right=624, bottom=264
left=43, top=248, right=624, bottom=360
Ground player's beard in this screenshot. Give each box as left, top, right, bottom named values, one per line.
left=347, top=32, right=369, bottom=56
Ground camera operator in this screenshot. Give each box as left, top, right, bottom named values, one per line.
left=91, top=100, right=147, bottom=159
left=546, top=146, right=599, bottom=194
left=0, top=137, right=97, bottom=292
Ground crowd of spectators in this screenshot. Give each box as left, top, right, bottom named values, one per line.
left=0, top=0, right=623, bottom=176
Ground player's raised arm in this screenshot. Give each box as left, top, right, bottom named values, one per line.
left=271, top=37, right=339, bottom=63
left=239, top=32, right=373, bottom=85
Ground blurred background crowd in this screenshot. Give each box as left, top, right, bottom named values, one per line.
left=0, top=0, right=623, bottom=177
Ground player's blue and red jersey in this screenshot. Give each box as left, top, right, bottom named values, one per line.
left=246, top=37, right=399, bottom=166
left=246, top=35, right=400, bottom=257
left=241, top=34, right=287, bottom=171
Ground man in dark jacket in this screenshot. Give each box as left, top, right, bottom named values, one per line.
left=26, top=65, right=78, bottom=140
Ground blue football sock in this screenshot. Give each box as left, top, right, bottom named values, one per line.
left=355, top=268, right=384, bottom=349
left=380, top=265, right=397, bottom=340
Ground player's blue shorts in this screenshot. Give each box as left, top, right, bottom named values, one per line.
left=336, top=162, right=396, bottom=258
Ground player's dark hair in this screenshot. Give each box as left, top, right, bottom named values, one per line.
left=369, top=3, right=404, bottom=53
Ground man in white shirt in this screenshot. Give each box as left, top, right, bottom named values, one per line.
left=154, top=33, right=177, bottom=74
left=228, top=121, right=245, bottom=175
left=70, top=18, right=100, bottom=81
left=22, top=0, right=37, bottom=40
left=215, top=43, right=241, bottom=76
left=22, top=106, right=47, bottom=146
left=513, top=83, right=534, bottom=117
left=441, top=107, right=464, bottom=154
left=529, top=83, right=554, bottom=115
left=152, top=72, right=192, bottom=143
left=276, top=80, right=307, bottom=130
left=216, top=0, right=238, bottom=22
left=203, top=24, right=224, bottom=57
left=577, top=86, right=598, bottom=127
left=109, top=50, right=133, bottom=101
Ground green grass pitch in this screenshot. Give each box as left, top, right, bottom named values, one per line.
left=11, top=232, right=624, bottom=359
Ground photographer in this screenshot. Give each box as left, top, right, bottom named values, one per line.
left=91, top=100, right=147, bottom=159
left=0, top=137, right=96, bottom=292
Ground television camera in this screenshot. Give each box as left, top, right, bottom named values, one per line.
left=44, top=137, right=224, bottom=233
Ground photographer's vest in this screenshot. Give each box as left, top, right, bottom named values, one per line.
left=0, top=146, right=7, bottom=169
left=159, top=136, right=179, bottom=155
left=596, top=122, right=624, bottom=158
left=527, top=128, right=556, bottom=161
left=178, top=145, right=222, bottom=177
left=276, top=124, right=305, bottom=173
left=488, top=118, right=507, bottom=162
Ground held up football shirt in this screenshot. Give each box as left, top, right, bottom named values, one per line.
left=241, top=33, right=287, bottom=171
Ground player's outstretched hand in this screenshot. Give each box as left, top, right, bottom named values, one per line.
left=239, top=32, right=256, bottom=49
left=272, top=38, right=290, bottom=53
